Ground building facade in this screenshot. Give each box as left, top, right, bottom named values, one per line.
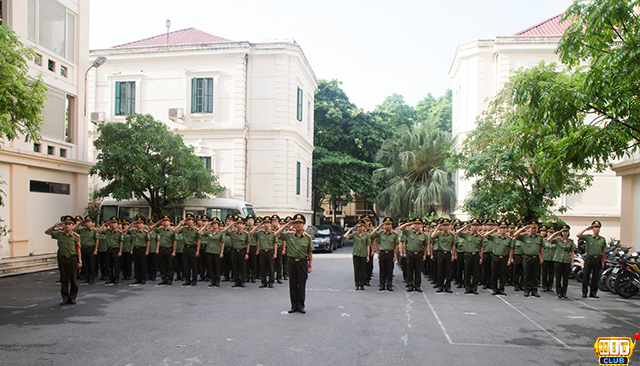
left=449, top=14, right=621, bottom=239
left=0, top=0, right=91, bottom=259
left=87, top=28, right=317, bottom=221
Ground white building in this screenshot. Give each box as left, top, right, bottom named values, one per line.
left=88, top=28, right=317, bottom=221
left=449, top=14, right=621, bottom=239
left=0, top=0, right=91, bottom=259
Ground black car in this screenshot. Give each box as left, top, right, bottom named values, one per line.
left=307, top=225, right=341, bottom=253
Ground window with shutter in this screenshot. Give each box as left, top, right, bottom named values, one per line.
left=297, top=88, right=303, bottom=121
left=115, top=81, right=135, bottom=115
left=191, top=78, right=214, bottom=113
left=41, top=86, right=66, bottom=141
left=27, top=0, right=76, bottom=63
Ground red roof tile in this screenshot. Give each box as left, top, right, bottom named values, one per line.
left=113, top=28, right=232, bottom=48
left=514, top=13, right=569, bottom=36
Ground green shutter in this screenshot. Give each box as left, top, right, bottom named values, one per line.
left=191, top=78, right=197, bottom=113
left=204, top=78, right=213, bottom=113
left=297, top=88, right=303, bottom=121
left=127, top=82, right=135, bottom=114
left=296, top=162, right=301, bottom=195
left=115, top=82, right=122, bottom=115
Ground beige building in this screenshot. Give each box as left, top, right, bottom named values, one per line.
left=449, top=14, right=621, bottom=239
left=0, top=0, right=91, bottom=259
left=612, top=154, right=640, bottom=250
left=87, top=28, right=317, bottom=221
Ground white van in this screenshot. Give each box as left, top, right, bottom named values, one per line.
left=98, top=198, right=257, bottom=223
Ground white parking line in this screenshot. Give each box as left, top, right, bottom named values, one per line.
left=420, top=291, right=453, bottom=344
left=569, top=297, right=640, bottom=330
left=497, top=296, right=571, bottom=349
left=0, top=304, right=37, bottom=309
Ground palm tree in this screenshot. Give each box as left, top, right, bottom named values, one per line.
left=373, top=122, right=455, bottom=219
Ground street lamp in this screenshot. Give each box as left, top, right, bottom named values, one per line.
left=84, top=55, right=108, bottom=116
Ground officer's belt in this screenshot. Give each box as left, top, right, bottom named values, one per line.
left=184, top=245, right=196, bottom=248
left=440, top=251, right=451, bottom=254
left=524, top=254, right=538, bottom=258
left=290, top=258, right=307, bottom=262
left=380, top=250, right=393, bottom=254
left=469, top=252, right=478, bottom=255
left=492, top=254, right=505, bottom=258
left=588, top=255, right=600, bottom=258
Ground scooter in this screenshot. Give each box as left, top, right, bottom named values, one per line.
left=614, top=251, right=640, bottom=298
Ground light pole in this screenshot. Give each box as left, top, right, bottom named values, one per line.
left=84, top=55, right=107, bottom=116
left=166, top=19, right=171, bottom=45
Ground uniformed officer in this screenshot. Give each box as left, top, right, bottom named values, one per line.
left=481, top=219, right=496, bottom=289
left=576, top=220, right=607, bottom=298
left=98, top=216, right=123, bottom=285
left=484, top=220, right=514, bottom=295
left=398, top=218, right=427, bottom=292
left=173, top=217, right=185, bottom=281
left=175, top=213, right=201, bottom=286
left=75, top=216, right=98, bottom=284
left=195, top=215, right=207, bottom=282
left=345, top=219, right=371, bottom=290
left=272, top=215, right=286, bottom=284
left=252, top=217, right=277, bottom=288
left=150, top=216, right=176, bottom=285
left=45, top=216, right=82, bottom=305
left=365, top=214, right=376, bottom=286
left=540, top=225, right=555, bottom=292
left=199, top=217, right=225, bottom=287
left=245, top=214, right=259, bottom=283
left=511, top=220, right=524, bottom=291
left=455, top=219, right=483, bottom=294
left=147, top=219, right=159, bottom=281
left=370, top=217, right=399, bottom=291
left=275, top=214, right=313, bottom=314
left=514, top=221, right=544, bottom=297
left=547, top=225, right=574, bottom=299
left=221, top=216, right=250, bottom=287
left=127, top=215, right=150, bottom=285
left=221, top=214, right=235, bottom=282
left=453, top=220, right=466, bottom=289
left=120, top=220, right=133, bottom=281
left=431, top=219, right=456, bottom=293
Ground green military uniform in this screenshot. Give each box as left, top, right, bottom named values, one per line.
left=245, top=228, right=259, bottom=282
left=553, top=237, right=574, bottom=297
left=156, top=226, right=176, bottom=284
left=101, top=228, right=122, bottom=283
left=512, top=236, right=524, bottom=291
left=432, top=232, right=455, bottom=292
left=459, top=232, right=483, bottom=293
left=351, top=232, right=371, bottom=289
left=50, top=228, right=80, bottom=303
left=179, top=226, right=201, bottom=285
left=147, top=230, right=159, bottom=281
left=121, top=231, right=133, bottom=280
left=203, top=230, right=225, bottom=285
left=77, top=227, right=98, bottom=283
left=489, top=234, right=514, bottom=293
left=517, top=233, right=544, bottom=295
left=226, top=229, right=249, bottom=286
left=403, top=229, right=427, bottom=291
left=280, top=225, right=313, bottom=312
left=130, top=229, right=149, bottom=284
left=375, top=230, right=399, bottom=290
left=582, top=234, right=606, bottom=297
left=174, top=230, right=184, bottom=281
left=256, top=230, right=277, bottom=286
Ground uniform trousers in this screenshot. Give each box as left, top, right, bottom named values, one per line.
left=198, top=250, right=207, bottom=280
left=582, top=256, right=602, bottom=296
left=274, top=248, right=284, bottom=280
left=259, top=250, right=275, bottom=285
left=456, top=252, right=466, bottom=285
left=182, top=246, right=198, bottom=284
left=407, top=251, right=424, bottom=289
left=173, top=253, right=183, bottom=280
left=353, top=256, right=367, bottom=287
left=231, top=249, right=247, bottom=285
left=464, top=252, right=480, bottom=292
left=132, top=247, right=147, bottom=283
left=512, top=254, right=523, bottom=289
left=97, top=250, right=107, bottom=279
left=491, top=255, right=509, bottom=292
left=206, top=252, right=222, bottom=284
left=437, top=251, right=453, bottom=290
left=147, top=253, right=158, bottom=280
left=542, top=260, right=555, bottom=290
left=120, top=252, right=132, bottom=279
left=246, top=246, right=258, bottom=281
left=80, top=246, right=96, bottom=282
left=59, top=256, right=79, bottom=302
left=555, top=262, right=571, bottom=296
left=222, top=247, right=232, bottom=280
left=158, top=247, right=174, bottom=284
left=481, top=252, right=492, bottom=287
left=288, top=258, right=309, bottom=310
left=522, top=255, right=541, bottom=292
left=105, top=247, right=121, bottom=283
left=378, top=251, right=395, bottom=287
left=366, top=253, right=374, bottom=282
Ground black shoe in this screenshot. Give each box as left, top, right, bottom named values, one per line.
left=239, top=283, right=245, bottom=287
left=492, top=290, right=498, bottom=295
left=514, top=287, right=521, bottom=292
left=288, top=308, right=298, bottom=314
left=387, top=286, right=393, bottom=291
left=378, top=287, right=385, bottom=291
left=209, top=282, right=215, bottom=287
left=298, top=309, right=306, bottom=314
left=259, top=284, right=267, bottom=288
left=445, top=289, right=453, bottom=293
left=182, top=282, right=191, bottom=286
left=355, top=287, right=360, bottom=291
left=277, top=280, right=283, bottom=284
left=436, top=288, right=444, bottom=293
left=415, top=287, right=423, bottom=293
left=167, top=281, right=173, bottom=285
left=482, top=285, right=488, bottom=290
left=589, top=294, right=599, bottom=298
left=407, top=288, right=415, bottom=292
left=524, top=291, right=530, bottom=297
left=532, top=291, right=540, bottom=298
left=499, top=291, right=507, bottom=296
left=582, top=294, right=587, bottom=298
left=60, top=301, right=68, bottom=305
left=67, top=300, right=76, bottom=305
left=456, top=284, right=464, bottom=289
left=283, top=276, right=288, bottom=280
left=250, top=279, right=256, bottom=283
left=556, top=294, right=562, bottom=299
left=222, top=278, right=230, bottom=282
left=159, top=280, right=166, bottom=285
left=88, top=280, right=94, bottom=285
left=232, top=284, right=240, bottom=288
left=465, top=290, right=473, bottom=294
left=268, top=284, right=273, bottom=288
left=473, top=290, right=478, bottom=295
left=364, top=282, right=370, bottom=286
left=142, top=281, right=146, bottom=285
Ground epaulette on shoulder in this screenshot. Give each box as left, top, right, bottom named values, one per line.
left=392, top=230, right=398, bottom=234
left=304, top=232, right=312, bottom=237
left=73, top=232, right=80, bottom=237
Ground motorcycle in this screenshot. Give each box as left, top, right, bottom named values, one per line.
left=613, top=252, right=640, bottom=298
left=571, top=252, right=584, bottom=281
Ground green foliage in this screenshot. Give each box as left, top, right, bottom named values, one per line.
left=373, top=93, right=417, bottom=130
left=0, top=22, right=46, bottom=143
left=374, top=121, right=455, bottom=220
left=457, top=63, right=594, bottom=222
left=416, top=89, right=452, bottom=132
left=90, top=114, right=225, bottom=220
left=312, top=80, right=389, bottom=216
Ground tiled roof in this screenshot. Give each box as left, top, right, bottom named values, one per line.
left=514, top=13, right=569, bottom=36
left=113, top=28, right=232, bottom=48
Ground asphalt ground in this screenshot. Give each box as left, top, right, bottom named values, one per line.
left=0, top=246, right=639, bottom=366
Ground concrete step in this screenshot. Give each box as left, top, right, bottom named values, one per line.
left=0, top=254, right=58, bottom=277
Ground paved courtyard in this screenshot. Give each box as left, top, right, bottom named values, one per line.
left=0, top=249, right=638, bottom=366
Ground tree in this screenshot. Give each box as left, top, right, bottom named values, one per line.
left=373, top=93, right=417, bottom=130
left=0, top=22, right=47, bottom=143
left=90, top=114, right=224, bottom=220
left=457, top=64, right=594, bottom=222
left=513, top=0, right=640, bottom=168
left=312, top=80, right=389, bottom=222
left=416, top=89, right=452, bottom=132
left=373, top=121, right=455, bottom=220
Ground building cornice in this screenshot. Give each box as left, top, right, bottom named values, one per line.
left=176, top=128, right=314, bottom=152
left=0, top=149, right=92, bottom=174
left=612, top=158, right=640, bottom=176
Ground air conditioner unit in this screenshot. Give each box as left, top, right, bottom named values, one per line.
left=90, top=112, right=105, bottom=123
left=168, top=108, right=184, bottom=121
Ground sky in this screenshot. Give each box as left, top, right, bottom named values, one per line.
left=90, top=0, right=571, bottom=111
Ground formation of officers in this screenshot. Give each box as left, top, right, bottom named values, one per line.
left=47, top=211, right=607, bottom=309
left=345, top=215, right=607, bottom=300
left=46, top=213, right=313, bottom=314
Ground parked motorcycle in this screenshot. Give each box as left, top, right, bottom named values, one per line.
left=614, top=252, right=640, bottom=298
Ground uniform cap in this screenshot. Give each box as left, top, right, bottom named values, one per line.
left=185, top=213, right=196, bottom=221
left=561, top=224, right=570, bottom=231
left=356, top=219, right=366, bottom=225
left=591, top=220, right=602, bottom=228
left=121, top=219, right=130, bottom=225
left=195, top=214, right=204, bottom=221
left=293, top=214, right=306, bottom=224
left=498, top=221, right=508, bottom=228
left=109, top=216, right=118, bottom=223
left=441, top=218, right=452, bottom=226
left=469, top=218, right=481, bottom=226
left=271, top=214, right=281, bottom=221
left=162, top=215, right=172, bottom=222
left=486, top=219, right=497, bottom=226
left=84, top=216, right=95, bottom=222
left=225, top=214, right=235, bottom=220
left=201, top=216, right=209, bottom=222
left=148, top=219, right=155, bottom=225
left=528, top=219, right=540, bottom=228
left=236, top=217, right=246, bottom=224
left=279, top=219, right=287, bottom=225
left=211, top=217, right=221, bottom=224
left=285, top=216, right=293, bottom=223
left=256, top=217, right=263, bottom=224
left=75, top=215, right=83, bottom=222
left=62, top=215, right=75, bottom=224
left=246, top=214, right=256, bottom=221
left=262, top=217, right=271, bottom=224
left=539, top=225, right=548, bottom=231
left=412, top=217, right=423, bottom=225
left=383, top=217, right=394, bottom=225
left=361, top=215, right=371, bottom=222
